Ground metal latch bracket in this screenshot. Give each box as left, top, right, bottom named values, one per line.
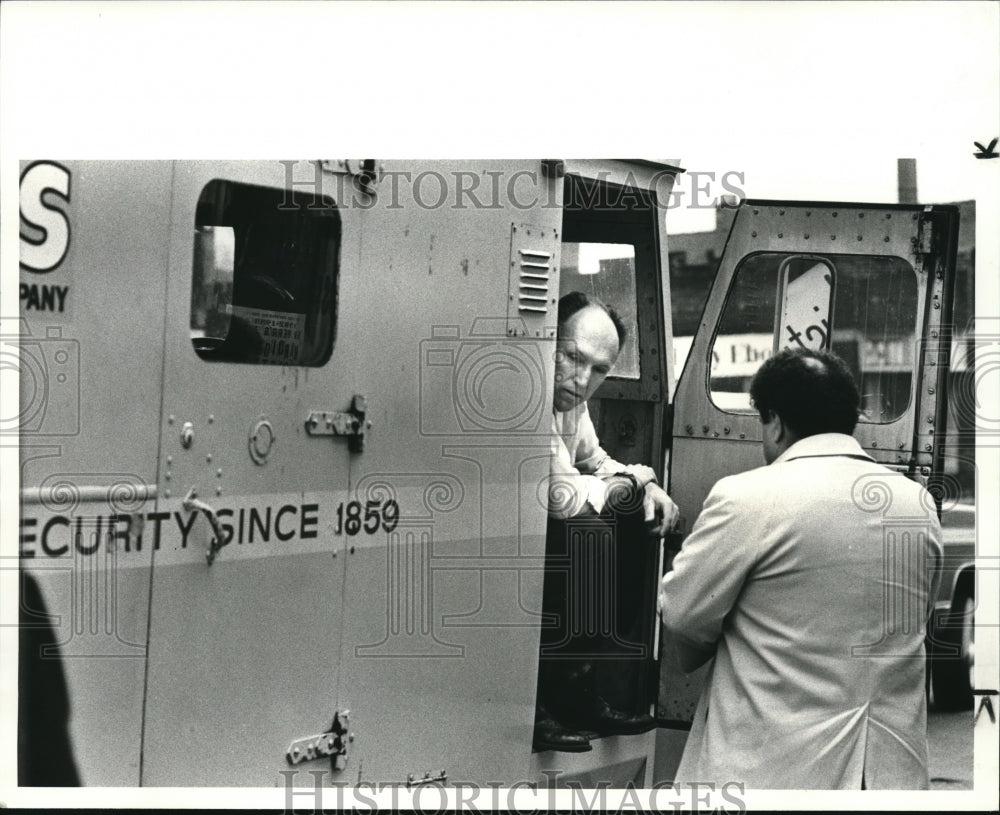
left=306, top=395, right=369, bottom=453
left=286, top=710, right=352, bottom=772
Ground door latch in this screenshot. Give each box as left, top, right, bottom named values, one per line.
left=286, top=710, right=352, bottom=772
left=182, top=487, right=228, bottom=566
left=305, top=395, right=370, bottom=453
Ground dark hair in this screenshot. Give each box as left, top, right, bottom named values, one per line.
left=557, top=291, right=628, bottom=350
left=749, top=348, right=860, bottom=437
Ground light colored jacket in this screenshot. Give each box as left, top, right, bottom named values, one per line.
left=660, top=433, right=942, bottom=789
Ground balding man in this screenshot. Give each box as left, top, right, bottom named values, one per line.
left=534, top=291, right=678, bottom=753
left=660, top=348, right=942, bottom=788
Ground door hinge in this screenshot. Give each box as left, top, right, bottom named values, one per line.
left=306, top=395, right=370, bottom=453
left=916, top=211, right=934, bottom=255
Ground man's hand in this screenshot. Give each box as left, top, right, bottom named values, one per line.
left=643, top=483, right=679, bottom=537
left=623, top=463, right=658, bottom=488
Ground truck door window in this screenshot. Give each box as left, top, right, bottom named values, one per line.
left=189, top=179, right=341, bottom=365
left=708, top=252, right=918, bottom=422
left=708, top=253, right=782, bottom=412
left=560, top=242, right=640, bottom=379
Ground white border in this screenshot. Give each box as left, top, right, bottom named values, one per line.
left=2, top=1, right=998, bottom=810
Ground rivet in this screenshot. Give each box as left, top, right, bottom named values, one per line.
left=884, top=236, right=890, bottom=242
left=933, top=302, right=940, bottom=309
left=216, top=486, right=222, bottom=496
left=928, top=416, right=935, bottom=424
left=832, top=212, right=838, bottom=218
left=777, top=232, right=783, bottom=239
left=751, top=231, right=757, bottom=237
left=685, top=425, right=694, bottom=434
left=332, top=551, right=337, bottom=558
left=898, top=443, right=905, bottom=449
left=739, top=433, right=746, bottom=439
left=779, top=209, right=785, bottom=215
left=753, top=209, right=760, bottom=215
left=702, top=425, right=709, bottom=434
left=168, top=415, right=175, bottom=425
left=912, top=213, right=918, bottom=220
left=350, top=545, right=356, bottom=554
left=931, top=330, right=938, bottom=338
left=806, top=211, right=811, bottom=217
left=165, top=489, right=171, bottom=498
left=208, top=415, right=214, bottom=424
left=713, top=431, right=719, bottom=438
left=857, top=235, right=863, bottom=241
left=831, top=235, right=837, bottom=240
left=217, top=468, right=223, bottom=477
left=804, top=233, right=809, bottom=239
left=925, top=444, right=932, bottom=452
left=166, top=455, right=173, bottom=465
left=859, top=212, right=865, bottom=219
left=165, top=472, right=171, bottom=481
left=190, top=488, right=197, bottom=498
left=206, top=454, right=213, bottom=463
left=723, top=427, right=730, bottom=434
left=872, top=441, right=878, bottom=448
left=886, top=213, right=892, bottom=219
left=928, top=387, right=935, bottom=395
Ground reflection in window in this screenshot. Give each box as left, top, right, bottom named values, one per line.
left=190, top=179, right=341, bottom=366
left=708, top=253, right=918, bottom=423
left=832, top=255, right=918, bottom=423
left=560, top=242, right=640, bottom=380
left=709, top=254, right=780, bottom=412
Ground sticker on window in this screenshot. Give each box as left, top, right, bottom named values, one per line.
left=230, top=306, right=306, bottom=365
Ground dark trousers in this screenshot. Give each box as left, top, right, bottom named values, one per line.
left=537, top=487, right=651, bottom=711
left=18, top=573, right=80, bottom=786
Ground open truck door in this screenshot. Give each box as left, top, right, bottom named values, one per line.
left=656, top=200, right=959, bottom=779
left=529, top=160, right=683, bottom=786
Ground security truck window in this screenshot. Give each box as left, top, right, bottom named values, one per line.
left=709, top=253, right=784, bottom=412
left=190, top=179, right=341, bottom=366
left=560, top=242, right=640, bottom=380
left=709, top=252, right=918, bottom=422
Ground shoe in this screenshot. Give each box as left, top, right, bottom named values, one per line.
left=548, top=662, right=657, bottom=737
left=533, top=714, right=592, bottom=753
left=560, top=696, right=656, bottom=736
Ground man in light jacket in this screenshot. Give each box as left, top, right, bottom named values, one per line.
left=660, top=348, right=942, bottom=789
